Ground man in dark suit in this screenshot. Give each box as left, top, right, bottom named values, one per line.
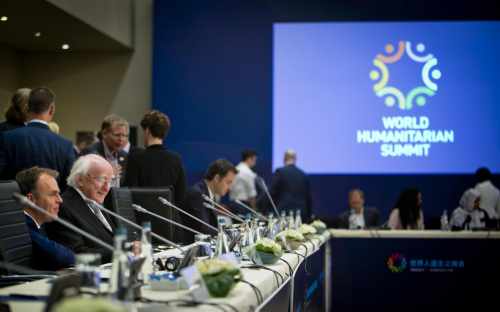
left=0, top=87, right=75, bottom=190
left=336, top=188, right=380, bottom=229
left=81, top=114, right=129, bottom=187
left=16, top=167, right=75, bottom=271
left=184, top=159, right=238, bottom=242
left=46, top=154, right=117, bottom=263
left=124, top=110, right=187, bottom=209
left=270, top=150, right=312, bottom=222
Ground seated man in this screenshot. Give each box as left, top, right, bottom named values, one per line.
left=46, top=154, right=116, bottom=263
left=16, top=167, right=75, bottom=271
left=336, top=189, right=380, bottom=229
left=184, top=159, right=237, bottom=242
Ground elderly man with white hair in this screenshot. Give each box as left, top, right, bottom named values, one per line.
left=46, top=154, right=117, bottom=263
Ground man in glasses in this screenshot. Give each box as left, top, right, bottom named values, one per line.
left=16, top=166, right=75, bottom=271
left=81, top=114, right=129, bottom=187
left=46, top=154, right=116, bottom=263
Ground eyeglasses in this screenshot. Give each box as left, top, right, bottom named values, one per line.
left=110, top=132, right=129, bottom=139
left=87, top=174, right=118, bottom=186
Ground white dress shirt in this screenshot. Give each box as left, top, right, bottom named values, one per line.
left=229, top=162, right=257, bottom=201
left=475, top=181, right=500, bottom=219
left=348, top=210, right=365, bottom=229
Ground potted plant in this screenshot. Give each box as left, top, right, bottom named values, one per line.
left=196, top=258, right=241, bottom=298
left=310, top=219, right=327, bottom=234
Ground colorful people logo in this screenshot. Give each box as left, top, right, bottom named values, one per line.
left=370, top=41, right=441, bottom=110
left=387, top=252, right=407, bottom=273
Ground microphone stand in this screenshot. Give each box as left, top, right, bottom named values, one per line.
left=132, top=204, right=204, bottom=236
left=235, top=199, right=269, bottom=221
left=256, top=177, right=280, bottom=217
left=85, top=199, right=185, bottom=255
left=158, top=196, right=219, bottom=233
left=202, top=196, right=246, bottom=223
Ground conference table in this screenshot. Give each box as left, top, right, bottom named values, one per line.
left=0, top=231, right=331, bottom=312
left=328, top=229, right=500, bottom=311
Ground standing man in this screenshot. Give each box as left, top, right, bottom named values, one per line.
left=45, top=154, right=117, bottom=263
left=16, top=167, right=75, bottom=271
left=230, top=149, right=258, bottom=209
left=184, top=159, right=238, bottom=242
left=270, top=150, right=312, bottom=222
left=81, top=114, right=129, bottom=187
left=0, top=87, right=75, bottom=190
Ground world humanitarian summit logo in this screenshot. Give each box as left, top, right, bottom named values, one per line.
left=370, top=41, right=442, bottom=110
left=387, top=253, right=407, bottom=273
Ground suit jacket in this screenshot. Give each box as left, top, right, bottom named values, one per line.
left=270, top=164, right=312, bottom=222
left=0, top=122, right=75, bottom=190
left=183, top=180, right=218, bottom=242
left=25, top=215, right=75, bottom=271
left=80, top=141, right=128, bottom=184
left=45, top=187, right=116, bottom=263
left=123, top=144, right=187, bottom=208
left=0, top=120, right=24, bottom=133
left=336, top=207, right=381, bottom=229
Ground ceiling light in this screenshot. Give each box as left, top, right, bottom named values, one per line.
left=0, top=16, right=8, bottom=22
left=34, top=32, right=41, bottom=37
left=61, top=44, right=70, bottom=50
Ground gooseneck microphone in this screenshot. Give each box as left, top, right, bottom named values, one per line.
left=202, top=195, right=246, bottom=223
left=131, top=203, right=204, bottom=236
left=234, top=199, right=269, bottom=221
left=13, top=193, right=114, bottom=252
left=256, top=176, right=280, bottom=217
left=84, top=199, right=185, bottom=255
left=158, top=196, right=218, bottom=233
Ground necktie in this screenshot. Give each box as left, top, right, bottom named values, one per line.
left=87, top=201, right=113, bottom=233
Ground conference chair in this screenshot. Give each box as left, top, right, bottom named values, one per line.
left=0, top=180, right=33, bottom=273
left=0, top=180, right=53, bottom=287
left=106, top=187, right=140, bottom=240
left=128, top=187, right=182, bottom=243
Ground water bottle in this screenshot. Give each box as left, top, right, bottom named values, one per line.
left=295, top=209, right=302, bottom=228
left=215, top=216, right=230, bottom=256
left=440, top=210, right=449, bottom=231
left=279, top=210, right=287, bottom=231
left=140, top=222, right=154, bottom=284
left=109, top=227, right=129, bottom=300
left=288, top=210, right=295, bottom=230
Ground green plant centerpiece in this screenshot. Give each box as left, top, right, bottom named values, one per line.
left=196, top=258, right=241, bottom=298
left=299, top=224, right=317, bottom=239
left=276, top=229, right=305, bottom=250
left=249, top=238, right=283, bottom=265
left=310, top=220, right=327, bottom=234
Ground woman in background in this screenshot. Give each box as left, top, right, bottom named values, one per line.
left=388, top=188, right=425, bottom=230
left=0, top=88, right=31, bottom=132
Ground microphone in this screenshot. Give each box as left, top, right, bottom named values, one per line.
left=202, top=196, right=246, bottom=223
left=131, top=204, right=205, bottom=236
left=84, top=198, right=185, bottom=255
left=158, top=196, right=218, bottom=233
left=13, top=193, right=114, bottom=252
left=255, top=176, right=280, bottom=217
left=234, top=199, right=269, bottom=221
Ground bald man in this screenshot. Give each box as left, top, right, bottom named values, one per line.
left=270, top=150, right=312, bottom=222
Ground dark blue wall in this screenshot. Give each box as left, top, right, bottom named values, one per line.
left=153, top=0, right=500, bottom=227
